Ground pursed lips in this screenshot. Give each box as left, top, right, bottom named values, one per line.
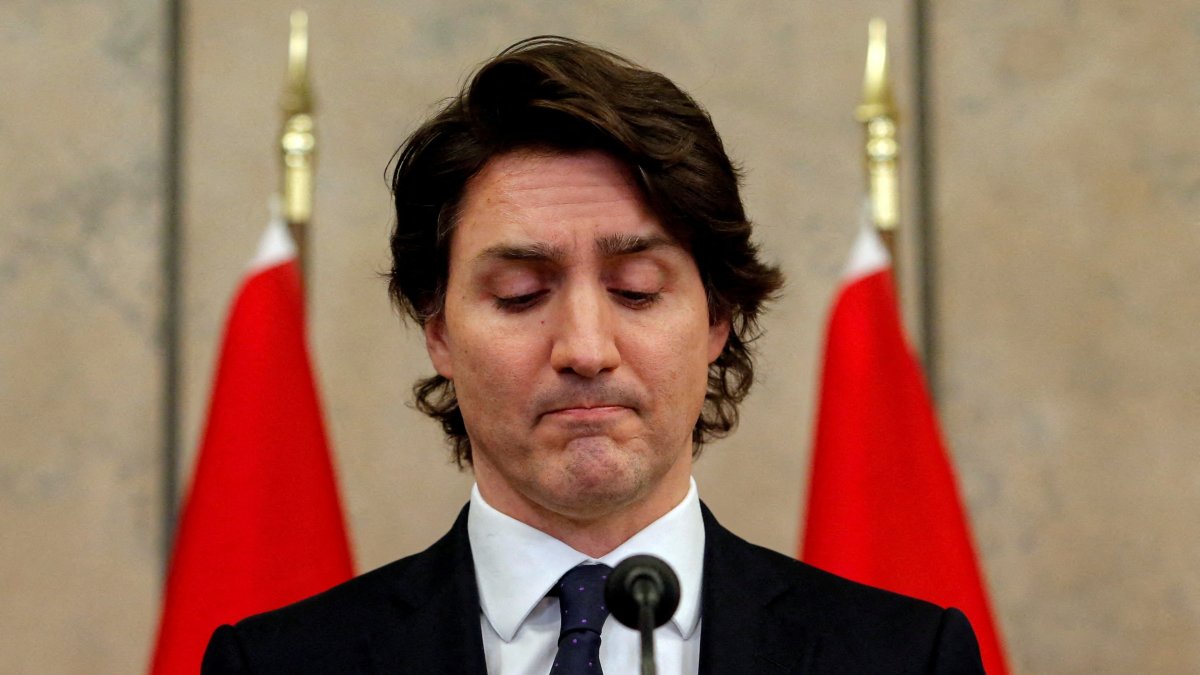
left=533, top=386, right=643, bottom=423
left=540, top=403, right=633, bottom=422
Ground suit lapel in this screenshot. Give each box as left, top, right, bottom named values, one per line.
left=368, top=505, right=488, bottom=674
left=360, top=503, right=824, bottom=673
left=697, top=503, right=820, bottom=674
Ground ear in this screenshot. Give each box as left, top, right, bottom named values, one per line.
left=707, top=317, right=730, bottom=364
left=423, top=315, right=454, bottom=379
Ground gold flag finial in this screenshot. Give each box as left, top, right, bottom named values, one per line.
left=856, top=18, right=900, bottom=238
left=280, top=9, right=315, bottom=272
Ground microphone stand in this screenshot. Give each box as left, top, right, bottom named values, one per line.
left=637, top=596, right=658, bottom=675
left=606, top=555, right=681, bottom=675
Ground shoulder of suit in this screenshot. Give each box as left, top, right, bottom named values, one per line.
left=743, top=536, right=946, bottom=616
left=231, top=509, right=467, bottom=642
left=752, top=539, right=943, bottom=604
left=704, top=507, right=950, bottom=632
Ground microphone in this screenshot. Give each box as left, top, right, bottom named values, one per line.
left=604, top=555, right=680, bottom=675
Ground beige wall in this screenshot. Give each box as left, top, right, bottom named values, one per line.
left=931, top=2, right=1200, bottom=672
left=0, top=1, right=167, bottom=672
left=3, top=1, right=1197, bottom=672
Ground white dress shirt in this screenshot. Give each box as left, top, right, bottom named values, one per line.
left=468, top=479, right=705, bottom=675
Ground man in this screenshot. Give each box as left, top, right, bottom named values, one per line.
left=203, top=36, right=984, bottom=674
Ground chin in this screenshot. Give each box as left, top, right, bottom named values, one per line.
left=549, top=443, right=652, bottom=510
left=559, top=434, right=642, bottom=476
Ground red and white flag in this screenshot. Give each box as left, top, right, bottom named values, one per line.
left=150, top=211, right=354, bottom=673
left=802, top=213, right=1008, bottom=674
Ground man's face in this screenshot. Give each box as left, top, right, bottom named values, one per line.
left=424, top=149, right=728, bottom=527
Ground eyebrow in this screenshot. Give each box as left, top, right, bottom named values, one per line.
left=475, top=240, right=567, bottom=264
left=474, top=233, right=677, bottom=265
left=595, top=233, right=676, bottom=257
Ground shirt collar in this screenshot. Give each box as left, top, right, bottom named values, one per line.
left=468, top=478, right=705, bottom=642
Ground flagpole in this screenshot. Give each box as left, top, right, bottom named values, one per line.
left=856, top=18, right=900, bottom=267
left=280, top=9, right=315, bottom=288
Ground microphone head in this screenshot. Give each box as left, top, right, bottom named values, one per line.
left=604, top=554, right=681, bottom=630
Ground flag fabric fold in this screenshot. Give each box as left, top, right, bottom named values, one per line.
left=802, top=217, right=1008, bottom=675
left=150, top=214, right=354, bottom=673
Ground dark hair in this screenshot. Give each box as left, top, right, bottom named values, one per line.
left=388, top=36, right=784, bottom=467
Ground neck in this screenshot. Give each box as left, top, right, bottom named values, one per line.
left=474, top=455, right=693, bottom=558
left=524, top=483, right=690, bottom=558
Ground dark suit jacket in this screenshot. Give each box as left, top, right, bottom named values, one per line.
left=203, top=503, right=984, bottom=673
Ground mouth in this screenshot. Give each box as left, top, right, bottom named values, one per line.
left=541, top=404, right=632, bottom=423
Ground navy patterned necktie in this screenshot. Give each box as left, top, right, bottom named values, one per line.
left=551, top=563, right=614, bottom=674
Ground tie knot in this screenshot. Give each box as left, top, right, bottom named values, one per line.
left=556, top=563, right=613, bottom=636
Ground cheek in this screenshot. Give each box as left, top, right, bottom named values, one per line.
left=452, top=324, right=540, bottom=398
left=628, top=324, right=713, bottom=402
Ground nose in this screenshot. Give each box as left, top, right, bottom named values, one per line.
left=550, top=284, right=621, bottom=378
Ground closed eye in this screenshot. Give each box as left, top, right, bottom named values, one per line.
left=494, top=290, right=547, bottom=311
left=611, top=289, right=661, bottom=308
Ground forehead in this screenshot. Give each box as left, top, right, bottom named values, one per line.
left=452, top=150, right=672, bottom=257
